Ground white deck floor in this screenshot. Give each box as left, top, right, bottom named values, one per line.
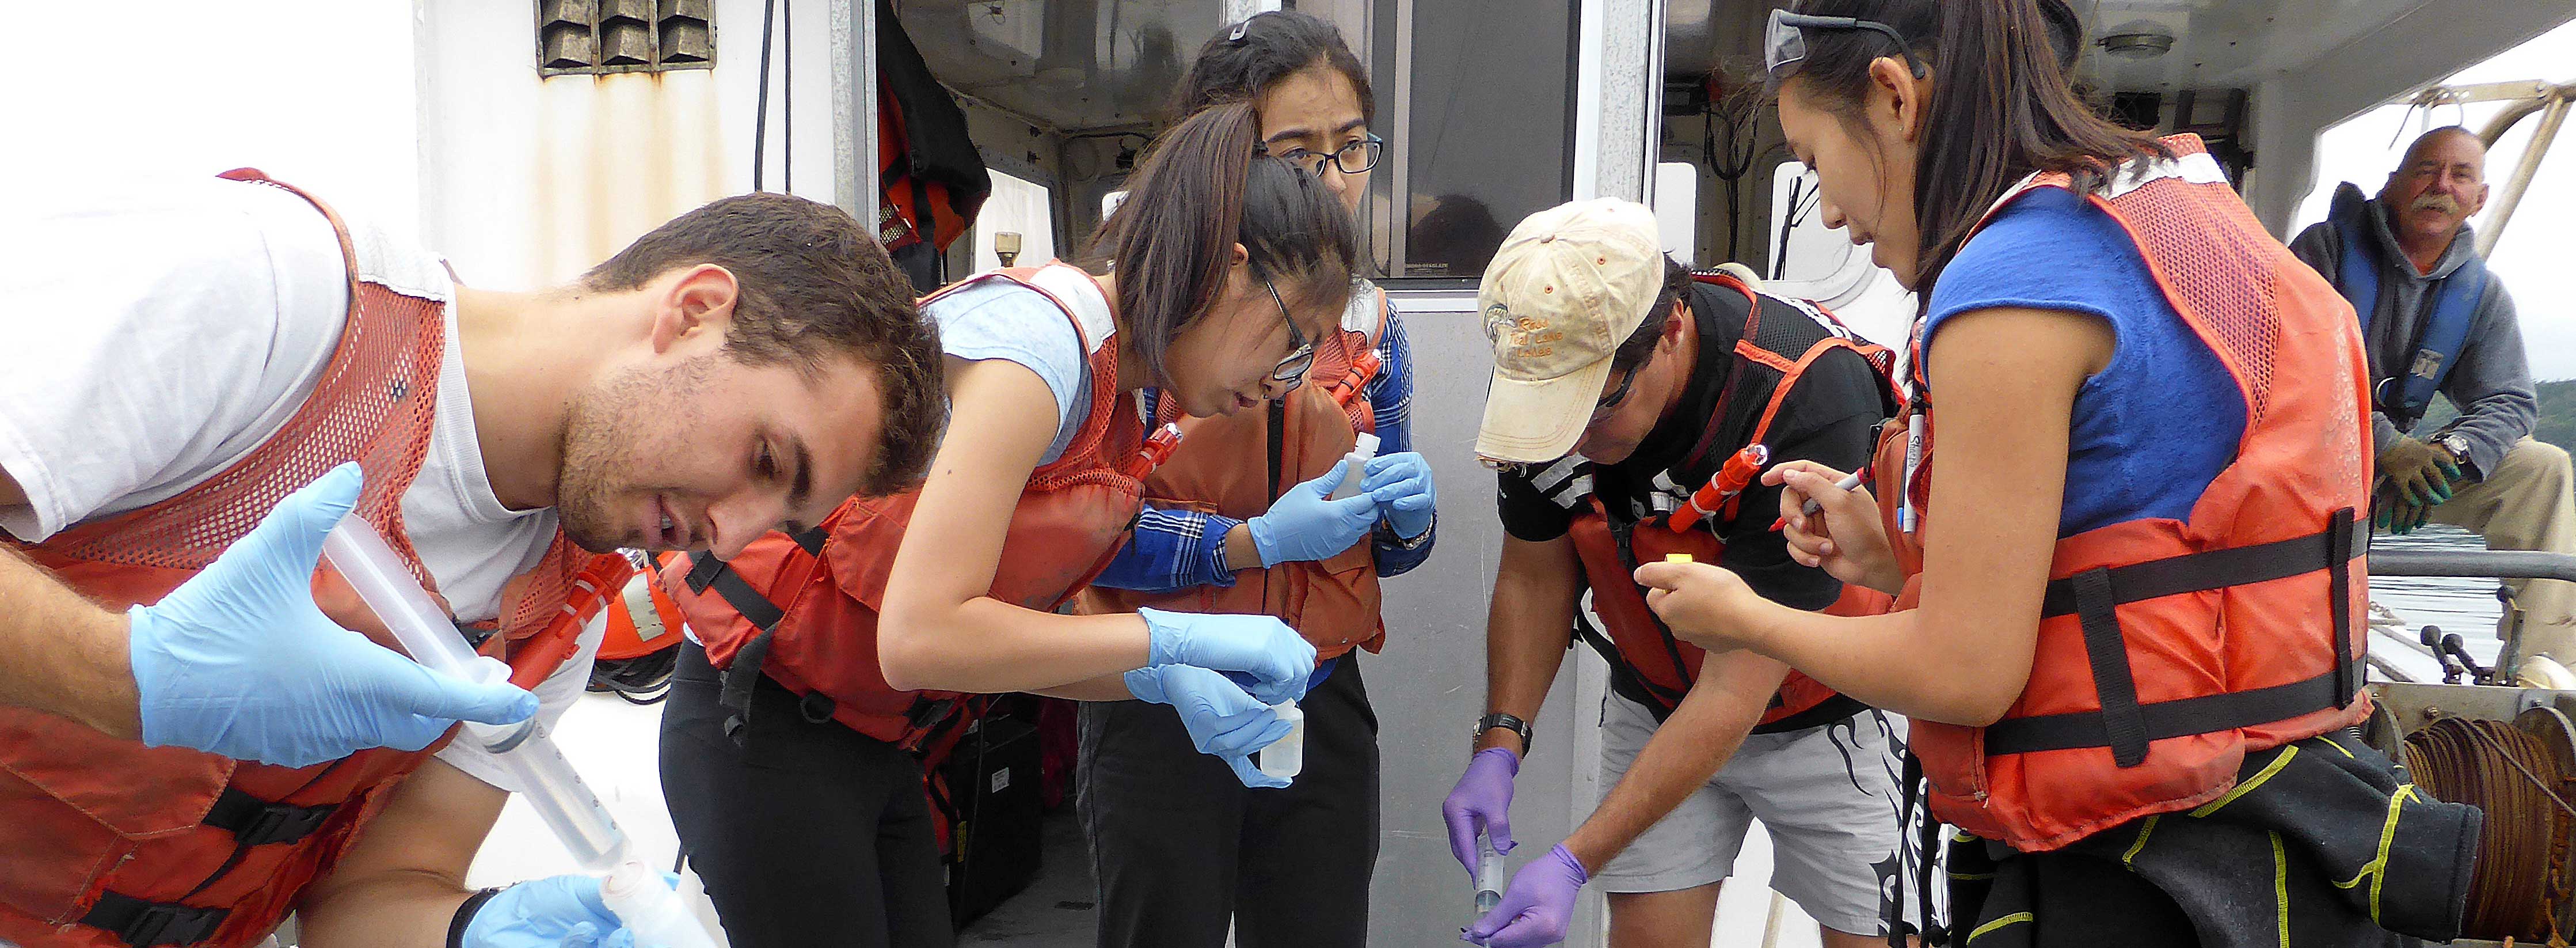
left=463, top=692, right=1831, bottom=946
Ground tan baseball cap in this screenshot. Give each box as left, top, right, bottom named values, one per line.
left=1473, top=199, right=1667, bottom=464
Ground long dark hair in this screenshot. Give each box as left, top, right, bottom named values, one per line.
left=1083, top=101, right=1359, bottom=385
left=1778, top=0, right=2167, bottom=290
left=1171, top=10, right=1375, bottom=125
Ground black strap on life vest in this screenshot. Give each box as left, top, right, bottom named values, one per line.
left=1575, top=513, right=1868, bottom=733
left=79, top=892, right=227, bottom=947
left=1988, top=509, right=2365, bottom=764
left=1572, top=609, right=1692, bottom=719
left=201, top=786, right=337, bottom=847
left=682, top=526, right=964, bottom=749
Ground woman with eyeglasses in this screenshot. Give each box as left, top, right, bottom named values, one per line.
left=653, top=100, right=1364, bottom=948
left=1064, top=12, right=1435, bottom=948
left=1634, top=1, right=2480, bottom=946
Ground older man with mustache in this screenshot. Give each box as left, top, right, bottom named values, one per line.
left=2293, top=124, right=2573, bottom=681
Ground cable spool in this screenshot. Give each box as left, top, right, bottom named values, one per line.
left=2402, top=711, right=2576, bottom=942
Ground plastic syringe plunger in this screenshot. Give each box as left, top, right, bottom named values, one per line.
left=320, top=519, right=633, bottom=871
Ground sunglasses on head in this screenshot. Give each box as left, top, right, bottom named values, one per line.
left=1764, top=8, right=1927, bottom=81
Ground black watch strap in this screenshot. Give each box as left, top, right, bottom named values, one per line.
left=449, top=887, right=506, bottom=948
left=1477, top=712, right=1534, bottom=755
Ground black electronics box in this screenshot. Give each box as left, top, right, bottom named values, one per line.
left=941, top=713, right=1041, bottom=927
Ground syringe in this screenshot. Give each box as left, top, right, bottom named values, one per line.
left=322, top=520, right=719, bottom=948
left=322, top=519, right=631, bottom=869
left=1474, top=835, right=1505, bottom=915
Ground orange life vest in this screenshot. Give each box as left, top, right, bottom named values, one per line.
left=0, top=170, right=630, bottom=948
left=1874, top=135, right=2375, bottom=853
left=664, top=263, right=1158, bottom=748
left=1566, top=274, right=1900, bottom=732
left=1073, top=283, right=1391, bottom=660
left=599, top=553, right=688, bottom=663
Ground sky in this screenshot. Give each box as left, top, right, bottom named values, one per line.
left=2289, top=18, right=2576, bottom=380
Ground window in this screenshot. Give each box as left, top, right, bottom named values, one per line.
left=1370, top=0, right=1580, bottom=280
left=538, top=0, right=714, bottom=77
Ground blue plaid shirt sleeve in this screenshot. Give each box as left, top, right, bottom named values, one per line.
left=1089, top=503, right=1245, bottom=593
left=1367, top=306, right=1436, bottom=578
left=1094, top=299, right=1433, bottom=592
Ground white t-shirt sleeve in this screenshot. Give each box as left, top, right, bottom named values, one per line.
left=433, top=612, right=608, bottom=793
left=0, top=177, right=345, bottom=541
left=923, top=281, right=1091, bottom=465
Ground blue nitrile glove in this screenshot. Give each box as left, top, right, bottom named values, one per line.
left=462, top=873, right=679, bottom=948
left=1245, top=458, right=1384, bottom=567
left=127, top=464, right=538, bottom=768
left=1139, top=607, right=1317, bottom=705
left=1442, top=747, right=1520, bottom=876
left=1361, top=451, right=1437, bottom=540
left=1125, top=663, right=1294, bottom=788
left=1462, top=844, right=1589, bottom=947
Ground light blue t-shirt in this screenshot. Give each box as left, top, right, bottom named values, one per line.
left=1922, top=187, right=2247, bottom=537
left=922, top=278, right=1093, bottom=465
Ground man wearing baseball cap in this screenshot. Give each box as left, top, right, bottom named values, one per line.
left=1442, top=198, right=1908, bottom=947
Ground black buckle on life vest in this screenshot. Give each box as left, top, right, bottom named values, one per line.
left=202, top=787, right=336, bottom=847
left=906, top=696, right=957, bottom=733
left=82, top=892, right=229, bottom=947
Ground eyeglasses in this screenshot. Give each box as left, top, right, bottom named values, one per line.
left=1764, top=8, right=1927, bottom=81
left=1264, top=279, right=1316, bottom=385
left=1591, top=364, right=1640, bottom=420
left=1273, top=134, right=1385, bottom=177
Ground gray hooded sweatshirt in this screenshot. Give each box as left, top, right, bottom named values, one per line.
left=2290, top=183, right=2534, bottom=479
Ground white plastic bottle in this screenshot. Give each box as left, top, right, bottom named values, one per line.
left=1327, top=433, right=1383, bottom=500
left=1257, top=700, right=1306, bottom=780
left=600, top=862, right=724, bottom=948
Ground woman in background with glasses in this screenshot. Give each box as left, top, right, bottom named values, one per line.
left=1069, top=12, right=1437, bottom=947
left=1635, top=1, right=2480, bottom=946
left=655, top=100, right=1366, bottom=948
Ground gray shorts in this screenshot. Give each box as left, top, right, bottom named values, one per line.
left=1593, top=693, right=1908, bottom=935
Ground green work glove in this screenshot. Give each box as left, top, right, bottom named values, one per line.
left=2377, top=437, right=2462, bottom=514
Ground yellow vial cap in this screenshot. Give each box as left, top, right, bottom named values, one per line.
left=1664, top=553, right=1694, bottom=564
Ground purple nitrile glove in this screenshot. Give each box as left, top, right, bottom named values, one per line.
left=1462, top=844, right=1588, bottom=947
left=1441, top=746, right=1520, bottom=876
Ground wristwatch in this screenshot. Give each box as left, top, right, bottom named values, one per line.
left=2439, top=433, right=2473, bottom=466
left=1477, top=712, right=1534, bottom=755
left=1375, top=511, right=1436, bottom=550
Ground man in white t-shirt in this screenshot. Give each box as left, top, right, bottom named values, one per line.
left=0, top=175, right=945, bottom=948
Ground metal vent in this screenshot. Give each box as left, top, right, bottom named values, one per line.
left=536, top=0, right=716, bottom=76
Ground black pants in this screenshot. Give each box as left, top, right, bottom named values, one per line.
left=660, top=642, right=955, bottom=948
left=1078, top=654, right=1381, bottom=947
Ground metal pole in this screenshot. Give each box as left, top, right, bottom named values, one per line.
left=1759, top=891, right=1790, bottom=948
left=1388, top=0, right=1414, bottom=276
left=2366, top=549, right=2576, bottom=583
left=828, top=0, right=878, bottom=222
left=2476, top=90, right=2568, bottom=257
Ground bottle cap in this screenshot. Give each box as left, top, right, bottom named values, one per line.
left=1353, top=433, right=1381, bottom=457
left=1664, top=553, right=1694, bottom=563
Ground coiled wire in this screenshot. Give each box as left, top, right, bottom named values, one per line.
left=2404, top=715, right=2576, bottom=942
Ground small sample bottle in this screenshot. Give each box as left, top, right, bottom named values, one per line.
left=1257, top=700, right=1306, bottom=780
left=1328, top=433, right=1383, bottom=500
